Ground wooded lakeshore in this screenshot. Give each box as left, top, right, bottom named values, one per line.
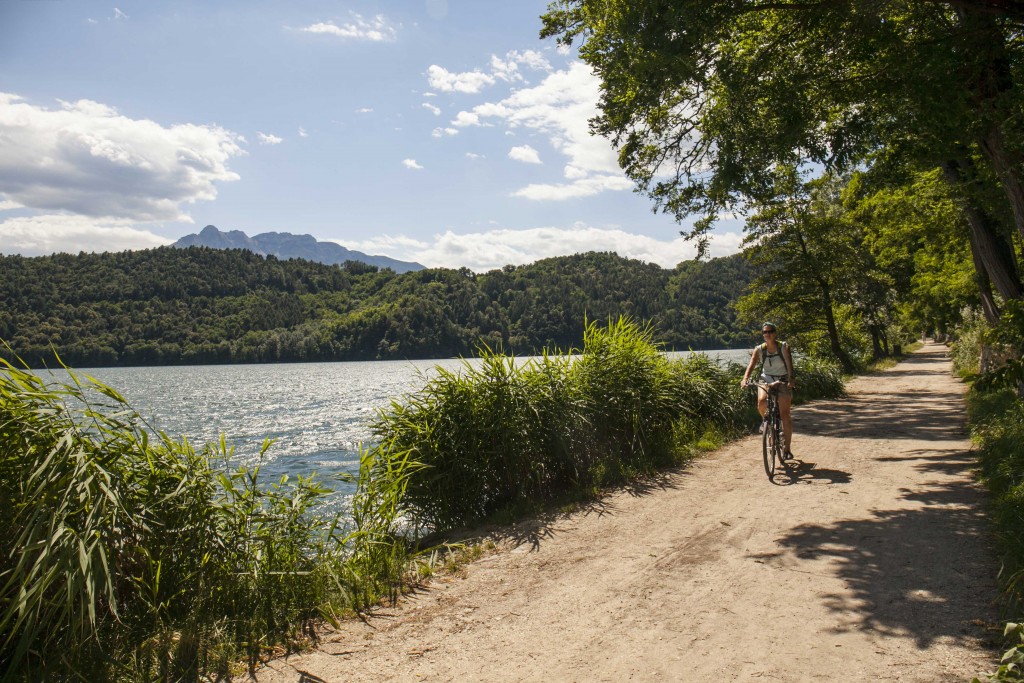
left=0, top=247, right=754, bottom=368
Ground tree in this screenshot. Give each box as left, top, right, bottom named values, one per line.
left=540, top=1, right=1023, bottom=301
left=737, top=170, right=865, bottom=371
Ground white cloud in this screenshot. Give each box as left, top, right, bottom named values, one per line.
left=508, top=144, right=541, bottom=164
left=113, top=8, right=129, bottom=20
left=298, top=127, right=308, bottom=137
left=513, top=175, right=634, bottom=200
left=256, top=131, right=283, bottom=145
left=451, top=111, right=480, bottom=127
left=402, top=158, right=423, bottom=170
left=421, top=102, right=441, bottom=116
left=0, top=92, right=243, bottom=222
left=511, top=49, right=552, bottom=72
left=431, top=127, right=458, bottom=138
left=299, top=14, right=397, bottom=42
left=426, top=65, right=496, bottom=94
left=564, top=165, right=588, bottom=179
left=490, top=50, right=552, bottom=83
left=443, top=62, right=634, bottom=199
left=465, top=152, right=484, bottom=160
left=345, top=225, right=743, bottom=271
left=426, top=50, right=553, bottom=97
left=0, top=214, right=171, bottom=256
left=0, top=197, right=23, bottom=211
left=355, top=107, right=374, bottom=113
left=490, top=55, right=522, bottom=83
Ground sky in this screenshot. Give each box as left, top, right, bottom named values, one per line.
left=0, top=0, right=745, bottom=272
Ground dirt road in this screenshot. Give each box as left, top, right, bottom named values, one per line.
left=259, top=342, right=997, bottom=682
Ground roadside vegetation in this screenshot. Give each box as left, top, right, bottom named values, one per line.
left=955, top=303, right=1024, bottom=682
left=0, top=318, right=844, bottom=682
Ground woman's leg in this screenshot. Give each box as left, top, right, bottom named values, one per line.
left=778, top=393, right=793, bottom=450
left=757, top=387, right=768, bottom=419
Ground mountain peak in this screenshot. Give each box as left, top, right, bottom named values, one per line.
left=173, top=227, right=425, bottom=273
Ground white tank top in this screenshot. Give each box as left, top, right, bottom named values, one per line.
left=758, top=341, right=789, bottom=380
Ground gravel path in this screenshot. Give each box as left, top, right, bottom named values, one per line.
left=258, top=342, right=997, bottom=682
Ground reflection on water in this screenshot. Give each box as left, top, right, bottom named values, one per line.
left=53, top=350, right=750, bottom=486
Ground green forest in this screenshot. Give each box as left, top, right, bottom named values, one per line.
left=0, top=247, right=755, bottom=368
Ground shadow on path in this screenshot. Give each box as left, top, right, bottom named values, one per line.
left=753, top=449, right=992, bottom=648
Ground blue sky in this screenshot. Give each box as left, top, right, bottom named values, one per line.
left=0, top=0, right=744, bottom=271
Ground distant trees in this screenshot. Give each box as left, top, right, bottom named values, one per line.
left=0, top=247, right=755, bottom=368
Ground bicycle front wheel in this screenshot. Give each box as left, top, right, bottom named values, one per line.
left=762, top=419, right=777, bottom=479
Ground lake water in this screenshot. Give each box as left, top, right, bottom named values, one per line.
left=58, top=350, right=751, bottom=489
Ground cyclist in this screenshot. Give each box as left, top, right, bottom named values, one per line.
left=740, top=322, right=796, bottom=459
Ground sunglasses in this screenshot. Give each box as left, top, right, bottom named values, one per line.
left=762, top=330, right=776, bottom=334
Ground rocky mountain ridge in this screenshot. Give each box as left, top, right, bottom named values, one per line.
left=173, top=225, right=424, bottom=273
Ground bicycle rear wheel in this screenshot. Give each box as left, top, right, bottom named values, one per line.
left=762, top=417, right=777, bottom=478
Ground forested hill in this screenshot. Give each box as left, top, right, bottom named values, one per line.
left=0, top=247, right=754, bottom=367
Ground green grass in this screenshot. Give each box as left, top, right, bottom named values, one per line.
left=966, top=388, right=1024, bottom=682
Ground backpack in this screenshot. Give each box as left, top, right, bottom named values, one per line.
left=758, top=341, right=791, bottom=380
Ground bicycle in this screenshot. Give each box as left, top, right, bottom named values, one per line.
left=753, top=380, right=787, bottom=479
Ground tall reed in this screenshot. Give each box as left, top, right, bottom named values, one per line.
left=0, top=359, right=398, bottom=682
left=368, top=317, right=751, bottom=532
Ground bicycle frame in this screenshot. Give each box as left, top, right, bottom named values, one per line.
left=754, top=380, right=785, bottom=479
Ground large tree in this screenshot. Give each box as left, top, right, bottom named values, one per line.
left=540, top=0, right=1023, bottom=303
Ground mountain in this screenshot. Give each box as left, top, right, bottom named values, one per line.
left=173, top=225, right=425, bottom=273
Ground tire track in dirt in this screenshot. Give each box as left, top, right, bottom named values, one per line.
left=258, top=342, right=996, bottom=682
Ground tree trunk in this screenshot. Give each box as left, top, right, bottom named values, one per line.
left=819, top=279, right=857, bottom=372
left=957, top=8, right=1024, bottom=249
left=940, top=158, right=1021, bottom=315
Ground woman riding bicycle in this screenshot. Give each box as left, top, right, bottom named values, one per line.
left=740, top=322, right=796, bottom=459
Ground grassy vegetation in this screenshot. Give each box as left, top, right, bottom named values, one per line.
left=0, top=317, right=846, bottom=681
left=0, top=358, right=419, bottom=682
left=365, top=317, right=845, bottom=534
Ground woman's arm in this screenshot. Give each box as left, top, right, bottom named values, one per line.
left=784, top=342, right=795, bottom=388
left=740, top=348, right=759, bottom=387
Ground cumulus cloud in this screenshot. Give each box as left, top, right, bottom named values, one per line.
left=431, top=127, right=458, bottom=138
left=426, top=65, right=496, bottom=94
left=490, top=50, right=552, bottom=83
left=465, top=152, right=484, bottom=160
left=299, top=14, right=397, bottom=42
left=427, top=50, right=553, bottom=96
left=355, top=107, right=374, bottom=114
left=256, top=131, right=283, bottom=145
left=402, top=158, right=423, bottom=170
left=443, top=62, right=636, bottom=199
left=0, top=92, right=243, bottom=222
left=345, top=225, right=744, bottom=272
left=451, top=111, right=480, bottom=127
left=0, top=214, right=171, bottom=256
left=421, top=102, right=441, bottom=116
left=513, top=175, right=634, bottom=200
left=508, top=144, right=541, bottom=164
left=298, top=127, right=308, bottom=137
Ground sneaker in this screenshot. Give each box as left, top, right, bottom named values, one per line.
left=759, top=420, right=766, bottom=434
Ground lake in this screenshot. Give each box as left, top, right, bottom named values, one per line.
left=57, top=349, right=752, bottom=488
